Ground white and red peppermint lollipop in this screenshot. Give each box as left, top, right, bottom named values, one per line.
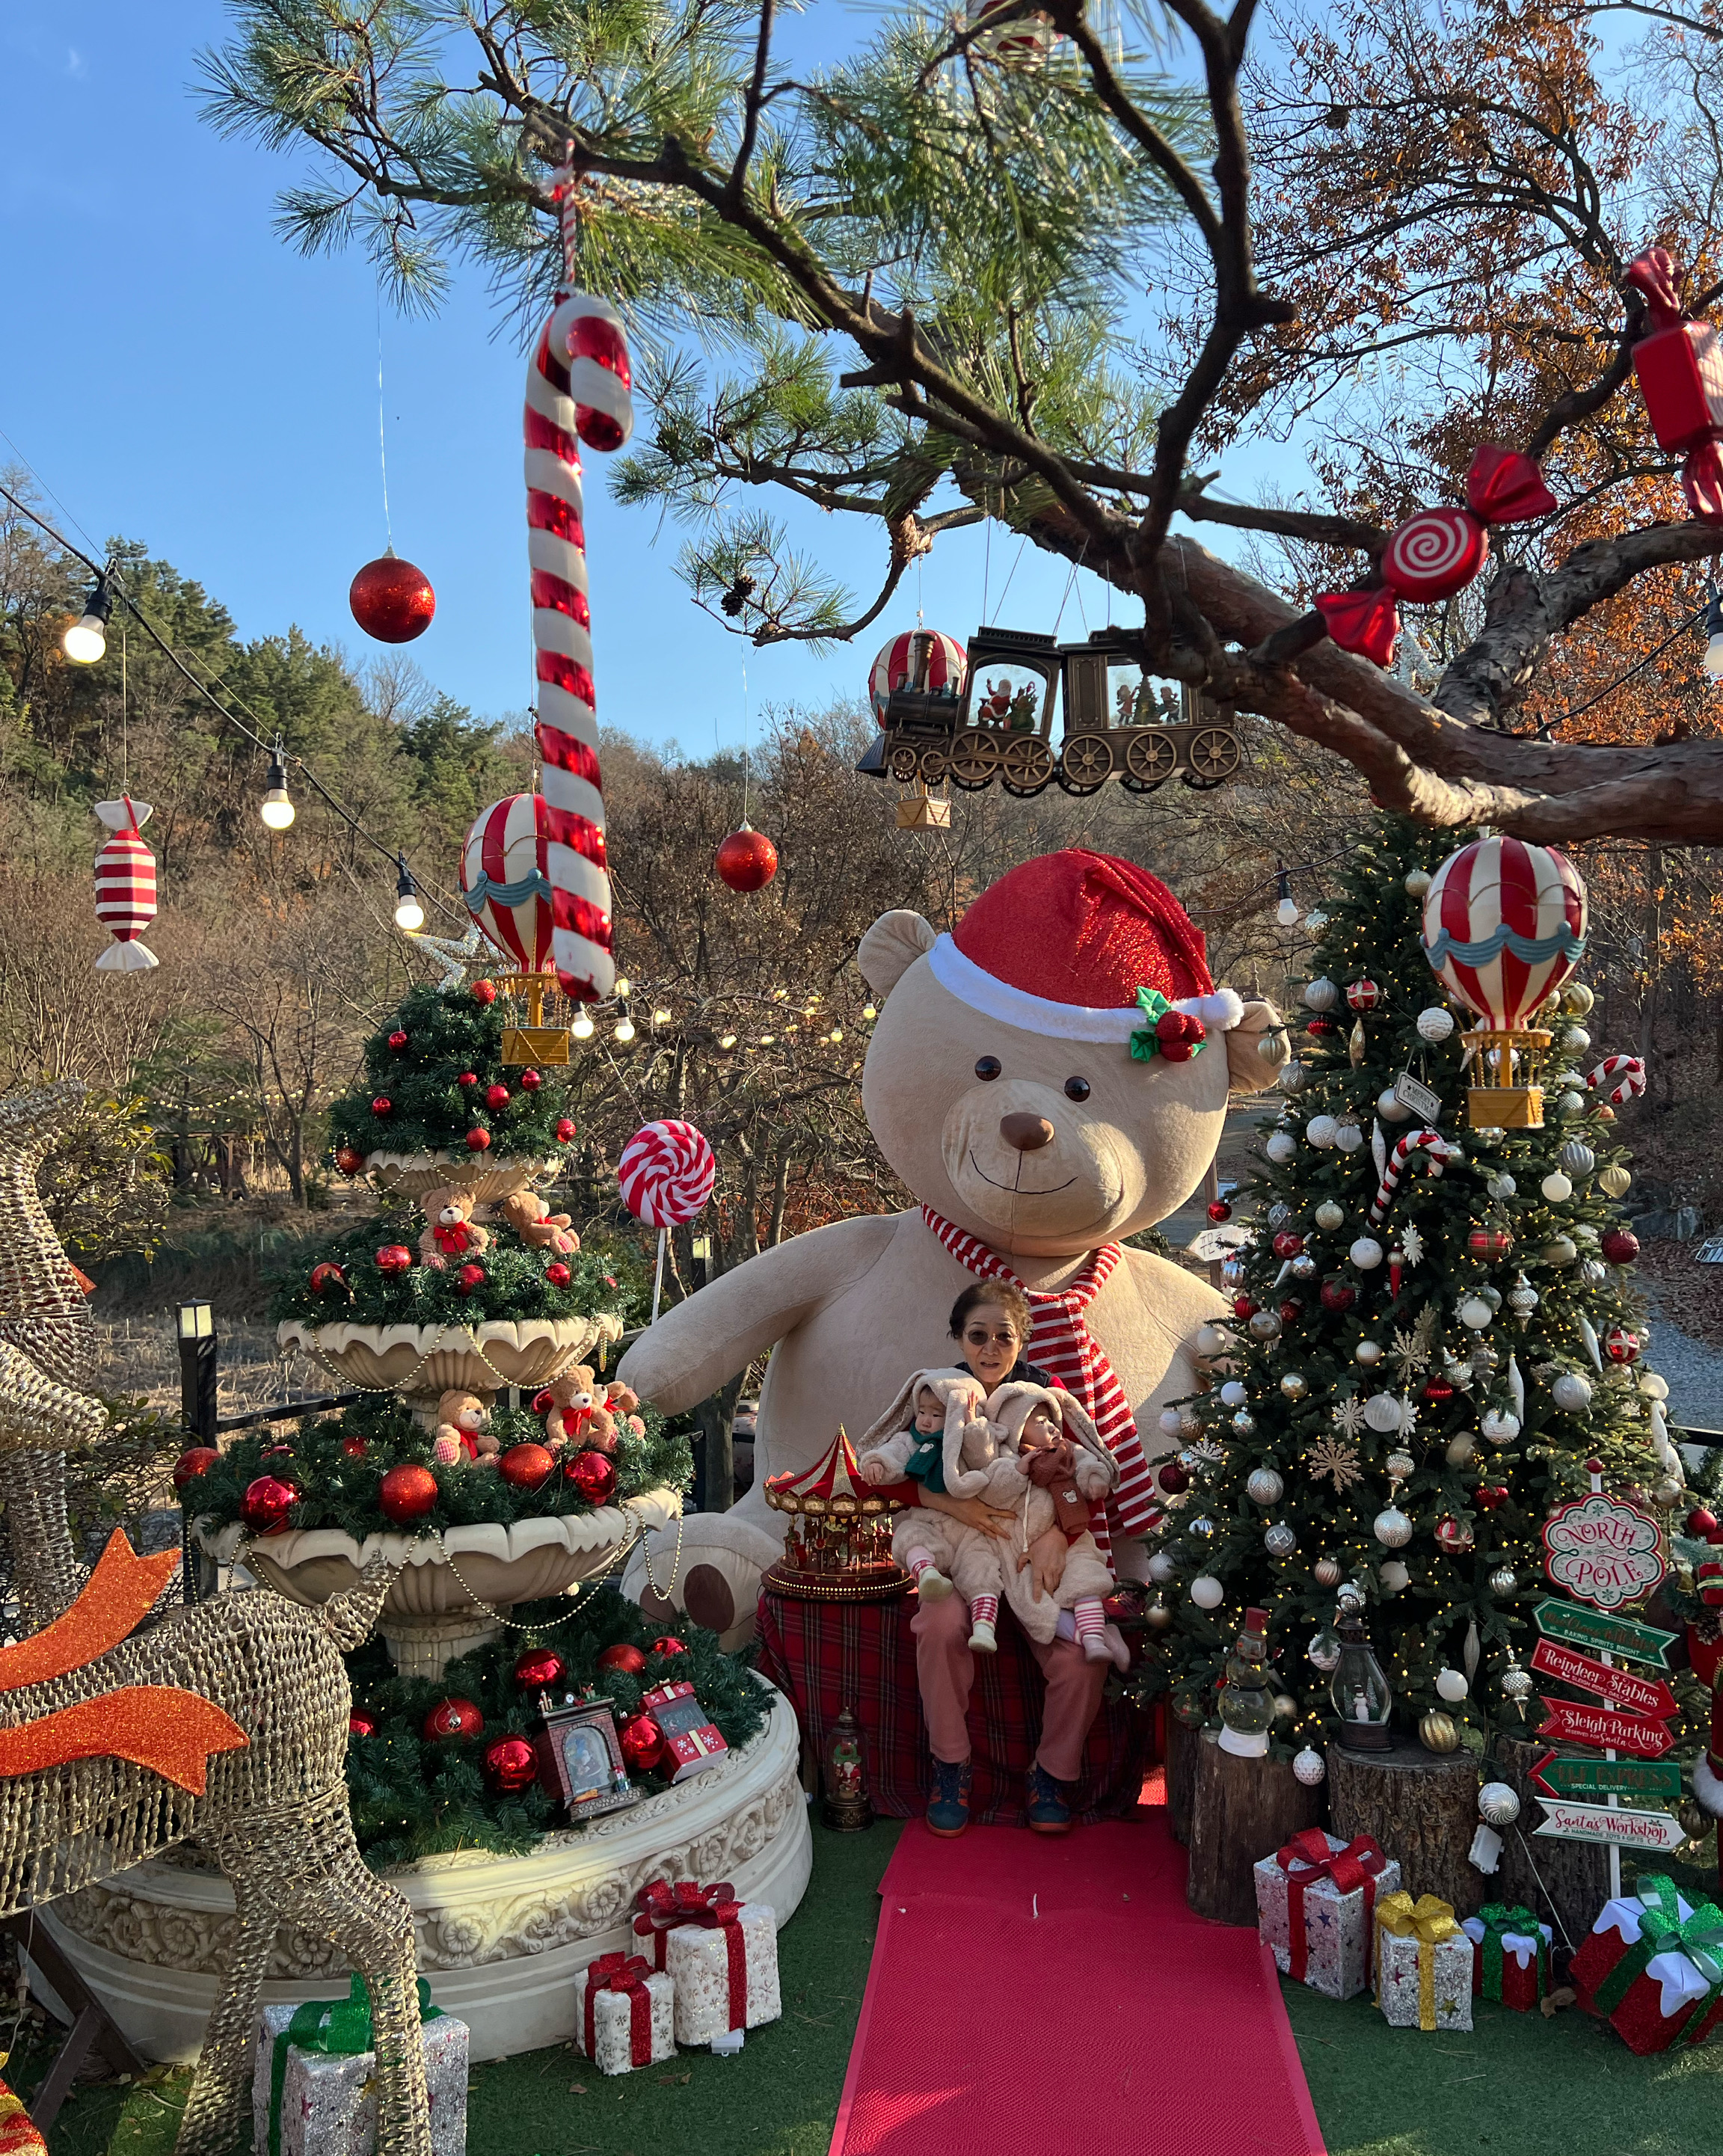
left=618, top=1120, right=716, bottom=1226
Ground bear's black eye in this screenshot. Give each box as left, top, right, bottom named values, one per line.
left=1064, top=1075, right=1091, bottom=1101
left=974, top=1055, right=1002, bottom=1081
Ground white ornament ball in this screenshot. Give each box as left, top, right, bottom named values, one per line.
left=1481, top=1409, right=1520, bottom=1442
left=1557, top=1090, right=1585, bottom=1119
left=1541, top=1170, right=1573, bottom=1203
left=1551, top=1370, right=1594, bottom=1413
left=1416, top=1006, right=1456, bottom=1043
left=1446, top=1434, right=1477, bottom=1468
left=1315, top=1200, right=1346, bottom=1232
left=1148, top=1552, right=1179, bottom=1585
left=1265, top=1523, right=1297, bottom=1558
left=1265, top=1130, right=1298, bottom=1166
left=1404, top=867, right=1433, bottom=897
left=1543, top=1235, right=1577, bottom=1265
left=1478, top=1782, right=1521, bottom=1828
left=1355, top=1339, right=1383, bottom=1366
left=1364, top=1392, right=1404, bottom=1433
left=1303, top=977, right=1339, bottom=1013
left=1436, top=1668, right=1469, bottom=1703
left=1458, top=1295, right=1493, bottom=1331
left=1194, top=1324, right=1229, bottom=1359
left=1336, top=1122, right=1366, bottom=1153
left=1158, top=1407, right=1185, bottom=1438
left=1351, top=1237, right=1384, bottom=1270
left=1638, top=1371, right=1670, bottom=1401
left=1485, top=1173, right=1517, bottom=1200
left=1378, top=1087, right=1414, bottom=1122
left=1189, top=1575, right=1225, bottom=1610
left=1293, top=1748, right=1327, bottom=1787
left=1306, top=1114, right=1341, bottom=1149
left=1562, top=1025, right=1592, bottom=1055
left=1379, top=1559, right=1410, bottom=1593
left=1219, top=1379, right=1248, bottom=1409
left=1247, top=1467, right=1286, bottom=1506
left=1308, top=1632, right=1342, bottom=1673
left=1374, top=1505, right=1413, bottom=1548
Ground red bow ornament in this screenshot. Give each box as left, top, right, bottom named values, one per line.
left=1276, top=1828, right=1392, bottom=1983
left=1626, top=250, right=1723, bottom=526
left=632, top=1876, right=737, bottom=1969
left=580, top=1952, right=655, bottom=2069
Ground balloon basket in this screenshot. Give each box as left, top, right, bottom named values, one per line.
left=1461, top=1028, right=1551, bottom=1128
left=499, top=971, right=571, bottom=1064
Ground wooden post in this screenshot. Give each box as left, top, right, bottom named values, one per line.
left=1166, top=1713, right=1199, bottom=1845
left=1186, top=1731, right=1324, bottom=1924
left=1486, top=1732, right=1610, bottom=1959
left=1327, top=1738, right=1483, bottom=1917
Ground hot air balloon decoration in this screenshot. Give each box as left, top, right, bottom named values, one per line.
left=459, top=792, right=571, bottom=1064
left=93, top=797, right=159, bottom=973
left=1420, top=836, right=1588, bottom=1128
left=858, top=627, right=967, bottom=830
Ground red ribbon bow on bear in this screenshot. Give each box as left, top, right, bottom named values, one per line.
left=1276, top=1828, right=1390, bottom=1984
left=582, top=1952, right=655, bottom=2069
left=432, top=1222, right=473, bottom=1255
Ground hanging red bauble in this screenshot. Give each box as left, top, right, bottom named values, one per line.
left=1688, top=1506, right=1720, bottom=1538
left=1271, top=1231, right=1304, bottom=1259
left=173, top=1446, right=220, bottom=1490
left=471, top=980, right=497, bottom=1006
left=597, top=1642, right=648, bottom=1677
left=530, top=1389, right=556, bottom=1416
left=1157, top=1460, right=1191, bottom=1495
left=1469, top=1227, right=1514, bottom=1258
left=1232, top=1295, right=1257, bottom=1319
left=378, top=1462, right=438, bottom=1523
left=240, top=1474, right=298, bottom=1535
left=457, top=1262, right=486, bottom=1295
left=520, top=1069, right=542, bottom=1091
left=545, top=1262, right=571, bottom=1287
left=1278, top=1299, right=1302, bottom=1324
left=1423, top=1378, right=1455, bottom=1403
left=715, top=824, right=778, bottom=893
left=1475, top=1484, right=1510, bottom=1512
left=388, top=1030, right=408, bottom=1049
left=566, top=1449, right=618, bottom=1505
left=555, top=1117, right=576, bottom=1143
left=1434, top=1514, right=1475, bottom=1553
left=650, top=1635, right=689, bottom=1658
left=514, top=1646, right=567, bottom=1690
left=1606, top=1327, right=1640, bottom=1363
left=349, top=552, right=436, bottom=644
left=1318, top=1280, right=1357, bottom=1315
left=371, top=1096, right=392, bottom=1117
left=458, top=1072, right=478, bottom=1088
left=500, top=1443, right=555, bottom=1489
left=1207, top=1200, right=1233, bottom=1223
left=423, top=1696, right=484, bottom=1742
left=1601, top=1227, right=1641, bottom=1266
left=342, top=1435, right=368, bottom=1459
left=618, top=1711, right=665, bottom=1773
left=486, top=1083, right=511, bottom=1111
left=483, top=1735, right=539, bottom=1793
left=1306, top=1017, right=1336, bottom=1036
left=336, top=1145, right=364, bottom=1175
left=376, top=1244, right=414, bottom=1274
left=348, top=1710, right=378, bottom=1739
left=310, top=1262, right=347, bottom=1297
left=466, top=1128, right=492, bottom=1152
left=1346, top=980, right=1381, bottom=1011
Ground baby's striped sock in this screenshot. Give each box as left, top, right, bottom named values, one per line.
left=1073, top=1598, right=1105, bottom=1641
left=969, top=1594, right=999, bottom=1626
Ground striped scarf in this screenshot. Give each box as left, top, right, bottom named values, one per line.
left=920, top=1206, right=1158, bottom=1556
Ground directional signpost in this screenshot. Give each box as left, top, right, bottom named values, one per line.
left=1529, top=1751, right=1684, bottom=1802
left=1533, top=1799, right=1687, bottom=1855
left=1527, top=1639, right=1677, bottom=1719
left=1532, top=1598, right=1677, bottom=1668
left=1536, top=1698, right=1675, bottom=1757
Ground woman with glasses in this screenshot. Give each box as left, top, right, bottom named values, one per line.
left=896, top=1282, right=1108, bottom=1837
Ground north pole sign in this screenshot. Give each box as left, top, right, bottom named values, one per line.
left=1528, top=1638, right=1677, bottom=1719
left=1542, top=1490, right=1667, bottom=1609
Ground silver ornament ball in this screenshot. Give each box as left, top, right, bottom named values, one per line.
left=1247, top=1467, right=1285, bottom=1505
left=1293, top=1747, right=1327, bottom=1787
left=1478, top=1781, right=1521, bottom=1827
left=1265, top=1523, right=1297, bottom=1558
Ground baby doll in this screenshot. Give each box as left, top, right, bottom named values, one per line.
left=856, top=1369, right=1004, bottom=1650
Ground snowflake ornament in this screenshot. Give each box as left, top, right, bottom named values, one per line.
left=1331, top=1395, right=1368, bottom=1440
left=1399, top=1222, right=1425, bottom=1266
left=1307, top=1435, right=1366, bottom=1492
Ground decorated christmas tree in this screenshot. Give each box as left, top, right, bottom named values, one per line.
left=1137, top=816, right=1682, bottom=1751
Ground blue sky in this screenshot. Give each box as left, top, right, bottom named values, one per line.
left=1, top=4, right=1151, bottom=758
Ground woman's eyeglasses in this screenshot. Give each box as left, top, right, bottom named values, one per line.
left=963, top=1327, right=1019, bottom=1348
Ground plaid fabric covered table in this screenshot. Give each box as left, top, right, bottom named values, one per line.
left=754, top=1588, right=1146, bottom=1825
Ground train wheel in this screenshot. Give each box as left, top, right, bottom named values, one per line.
left=948, top=731, right=1001, bottom=791
left=888, top=742, right=920, bottom=783
left=1123, top=729, right=1177, bottom=789
left=999, top=737, right=1055, bottom=796
left=1057, top=733, right=1114, bottom=794
left=918, top=743, right=949, bottom=784
left=1188, top=725, right=1242, bottom=783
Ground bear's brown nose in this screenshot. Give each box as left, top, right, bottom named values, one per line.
left=1001, top=1112, right=1056, bottom=1152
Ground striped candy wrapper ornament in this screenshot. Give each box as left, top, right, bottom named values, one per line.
left=93, top=797, right=159, bottom=972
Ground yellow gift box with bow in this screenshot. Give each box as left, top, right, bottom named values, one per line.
left=1375, top=1892, right=1472, bottom=2031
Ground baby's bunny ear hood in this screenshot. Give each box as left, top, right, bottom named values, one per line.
left=856, top=1367, right=980, bottom=1458
left=986, top=1380, right=1118, bottom=1489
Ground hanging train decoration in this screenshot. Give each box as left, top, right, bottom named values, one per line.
left=856, top=625, right=1243, bottom=803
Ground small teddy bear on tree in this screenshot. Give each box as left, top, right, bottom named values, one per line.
left=500, top=1190, right=579, bottom=1255
left=418, top=1188, right=491, bottom=1269
left=432, top=1389, right=496, bottom=1465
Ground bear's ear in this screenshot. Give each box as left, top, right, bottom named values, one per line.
left=858, top=909, right=937, bottom=1000
left=1226, top=998, right=1289, bottom=1096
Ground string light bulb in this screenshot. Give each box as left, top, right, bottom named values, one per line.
left=651, top=1007, right=672, bottom=1026
left=615, top=977, right=631, bottom=998
left=259, top=743, right=296, bottom=831
left=1704, top=580, right=1723, bottom=681
left=1275, top=865, right=1300, bottom=929
left=571, top=1010, right=595, bottom=1040
left=719, top=1033, right=737, bottom=1050
left=63, top=574, right=114, bottom=664
left=392, top=853, right=424, bottom=932
left=613, top=1009, right=636, bottom=1044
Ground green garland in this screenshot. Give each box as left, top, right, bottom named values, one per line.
left=328, top=981, right=580, bottom=1166
left=345, top=1593, right=766, bottom=1866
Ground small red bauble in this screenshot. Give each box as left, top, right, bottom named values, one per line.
left=1232, top=1295, right=1257, bottom=1319
left=716, top=824, right=778, bottom=892
left=486, top=1083, right=510, bottom=1111
left=1605, top=1327, right=1640, bottom=1363
left=1469, top=1226, right=1514, bottom=1257
left=1434, top=1513, right=1475, bottom=1552
left=310, top=1261, right=347, bottom=1296
left=544, top=1261, right=571, bottom=1287
left=530, top=1389, right=556, bottom=1416
left=483, top=1735, right=539, bottom=1793
left=471, top=980, right=497, bottom=1006
left=597, top=1642, right=648, bottom=1677
left=349, top=552, right=436, bottom=643
left=618, top=1711, right=665, bottom=1773
left=1157, top=1460, right=1191, bottom=1495
left=1475, top=1484, right=1510, bottom=1513
left=1278, top=1299, right=1302, bottom=1324
left=1318, top=1280, right=1357, bottom=1315
left=566, top=1449, right=618, bottom=1505
left=1306, top=1016, right=1336, bottom=1037
left=388, top=1029, right=408, bottom=1049
left=423, top=1696, right=484, bottom=1742
left=240, top=1474, right=298, bottom=1535
left=1345, top=979, right=1380, bottom=1010
left=173, top=1446, right=220, bottom=1490
left=1601, top=1227, right=1641, bottom=1265
left=1688, top=1507, right=1720, bottom=1538
left=341, top=1435, right=368, bottom=1458
left=348, top=1710, right=378, bottom=1739
left=466, top=1128, right=492, bottom=1152
left=376, top=1244, right=414, bottom=1274
left=1423, top=1378, right=1455, bottom=1402
left=371, top=1096, right=392, bottom=1116
left=1271, top=1231, right=1304, bottom=1259
left=336, top=1144, right=364, bottom=1175
left=555, top=1117, right=576, bottom=1143
left=520, top=1069, right=542, bottom=1091
left=514, top=1646, right=567, bottom=1690
left=1207, top=1200, right=1233, bottom=1223
left=458, top=1072, right=478, bottom=1088
left=378, top=1463, right=438, bottom=1523
left=457, top=1262, right=486, bottom=1295
left=500, top=1443, right=555, bottom=1489
left=650, top=1635, right=689, bottom=1657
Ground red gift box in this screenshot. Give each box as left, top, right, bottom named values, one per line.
left=641, top=1679, right=728, bottom=1784
left=1463, top=1905, right=1550, bottom=2012
left=1570, top=1878, right=1723, bottom=2054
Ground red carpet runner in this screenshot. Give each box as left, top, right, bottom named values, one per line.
left=830, top=1812, right=1327, bottom=2156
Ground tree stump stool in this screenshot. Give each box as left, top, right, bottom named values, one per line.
left=1186, top=1731, right=1324, bottom=1924
left=1328, top=1739, right=1482, bottom=1916
left=1487, top=1732, right=1609, bottom=1961
left=1167, top=1713, right=1199, bottom=1846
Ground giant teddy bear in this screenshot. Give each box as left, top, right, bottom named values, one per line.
left=618, top=848, right=1286, bottom=1641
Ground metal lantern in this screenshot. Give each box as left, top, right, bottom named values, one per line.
left=1331, top=1609, right=1394, bottom=1749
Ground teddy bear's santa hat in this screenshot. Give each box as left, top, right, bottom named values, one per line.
left=928, top=847, right=1245, bottom=1045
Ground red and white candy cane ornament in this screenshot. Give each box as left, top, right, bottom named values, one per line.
left=527, top=165, right=636, bottom=1005
left=618, top=1119, right=716, bottom=1321
left=1586, top=1055, right=1647, bottom=1107
left=1369, top=1127, right=1458, bottom=1223
left=93, top=797, right=159, bottom=974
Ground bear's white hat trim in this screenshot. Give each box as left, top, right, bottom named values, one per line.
left=927, top=935, right=1244, bottom=1044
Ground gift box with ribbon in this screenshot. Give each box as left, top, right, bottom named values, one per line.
left=574, top=1951, right=675, bottom=2075
left=633, top=1876, right=728, bottom=1969
left=251, top=1975, right=467, bottom=2156
left=1374, top=1892, right=1474, bottom=2032
left=663, top=1888, right=781, bottom=2050
left=1461, top=1904, right=1552, bottom=2012
left=1253, top=1828, right=1400, bottom=2000
left=1570, top=1874, right=1723, bottom=2054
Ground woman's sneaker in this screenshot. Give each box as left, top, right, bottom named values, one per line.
left=927, top=1756, right=973, bottom=1837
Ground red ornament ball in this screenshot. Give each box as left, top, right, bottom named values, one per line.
left=376, top=1244, right=414, bottom=1274
left=341, top=1435, right=368, bottom=1459
left=545, top=1261, right=571, bottom=1287
left=1475, top=1484, right=1511, bottom=1513
left=1606, top=1327, right=1640, bottom=1363
left=1207, top=1200, right=1233, bottom=1223
left=423, top=1696, right=484, bottom=1742
left=483, top=1735, right=539, bottom=1793
left=348, top=1710, right=378, bottom=1739
left=566, top=1449, right=618, bottom=1505
left=1601, top=1226, right=1640, bottom=1266
left=173, top=1445, right=220, bottom=1491
left=716, top=824, right=778, bottom=893
left=457, top=1262, right=487, bottom=1295
left=597, top=1642, right=648, bottom=1677
left=1318, top=1280, right=1357, bottom=1315
left=1278, top=1299, right=1302, bottom=1324
left=555, top=1118, right=576, bottom=1143
left=1434, top=1513, right=1475, bottom=1552
left=1423, top=1378, right=1455, bottom=1403
left=1345, top=979, right=1380, bottom=1011
left=471, top=980, right=497, bottom=1006
left=618, top=1711, right=665, bottom=1773
left=1157, top=1460, right=1191, bottom=1495
left=310, top=1261, right=347, bottom=1297
left=1688, top=1507, right=1720, bottom=1538
left=336, top=1144, right=364, bottom=1176
left=466, top=1127, right=492, bottom=1152
left=1271, top=1231, right=1304, bottom=1259
left=520, top=1069, right=543, bottom=1091
left=388, top=1029, right=408, bottom=1049
left=349, top=553, right=436, bottom=644
left=1306, top=1016, right=1336, bottom=1037
left=650, top=1635, right=689, bottom=1658
left=530, top=1389, right=556, bottom=1416
left=1469, top=1226, right=1514, bottom=1258
left=378, top=1463, right=438, bottom=1523
left=240, top=1474, right=298, bottom=1535
left=1232, top=1295, right=1258, bottom=1320
left=514, top=1646, right=567, bottom=1691
left=500, top=1443, right=555, bottom=1490
left=371, top=1096, right=392, bottom=1117
left=458, top=1071, right=478, bottom=1088
left=486, top=1083, right=511, bottom=1111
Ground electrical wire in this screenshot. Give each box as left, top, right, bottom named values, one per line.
left=1532, top=603, right=1707, bottom=739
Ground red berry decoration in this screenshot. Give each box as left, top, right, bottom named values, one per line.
left=458, top=1072, right=479, bottom=1088
left=1157, top=1460, right=1191, bottom=1495
left=1318, top=1280, right=1357, bottom=1315
left=423, top=1697, right=484, bottom=1742
left=1207, top=1200, right=1233, bottom=1223
left=240, top=1474, right=298, bottom=1535
left=483, top=1735, right=539, bottom=1793
left=341, top=1435, right=368, bottom=1459
left=457, top=1262, right=486, bottom=1295
left=349, top=552, right=435, bottom=643
left=715, top=823, right=778, bottom=892
left=1306, top=1016, right=1336, bottom=1036
left=566, top=1449, right=618, bottom=1505
left=1232, top=1295, right=1258, bottom=1320
left=618, top=1711, right=665, bottom=1772
left=1475, top=1484, right=1511, bottom=1513
left=545, top=1261, right=571, bottom=1287
left=1153, top=1009, right=1206, bottom=1062
left=336, top=1144, right=364, bottom=1175
left=348, top=1710, right=378, bottom=1739
left=597, top=1642, right=648, bottom=1677
left=486, top=1083, right=511, bottom=1111
left=1601, top=1226, right=1641, bottom=1266
left=466, top=1127, right=491, bottom=1152
left=500, top=1443, right=556, bottom=1489
left=173, top=1446, right=220, bottom=1490
left=1271, top=1230, right=1304, bottom=1259
left=1689, top=1507, right=1720, bottom=1538
left=388, top=1029, right=408, bottom=1049
left=378, top=1463, right=438, bottom=1523
left=555, top=1118, right=576, bottom=1143
left=310, top=1261, right=347, bottom=1297
left=514, top=1646, right=568, bottom=1691
left=651, top=1636, right=689, bottom=1657
left=376, top=1244, right=414, bottom=1274
left=520, top=1069, right=543, bottom=1091
left=471, top=980, right=497, bottom=1006
left=371, top=1096, right=392, bottom=1117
